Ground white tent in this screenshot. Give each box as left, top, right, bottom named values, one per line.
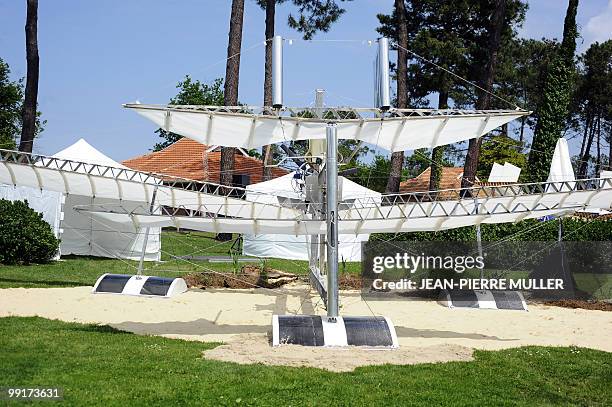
left=0, top=139, right=161, bottom=261
left=547, top=138, right=575, bottom=189
left=488, top=162, right=521, bottom=182
left=242, top=172, right=381, bottom=261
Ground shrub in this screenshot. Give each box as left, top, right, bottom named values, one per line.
left=371, top=218, right=612, bottom=242
left=0, top=199, right=60, bottom=265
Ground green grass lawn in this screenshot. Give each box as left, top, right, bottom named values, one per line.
left=0, top=231, right=361, bottom=289
left=0, top=317, right=610, bottom=406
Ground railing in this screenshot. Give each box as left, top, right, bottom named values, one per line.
left=124, top=103, right=528, bottom=121
left=0, top=148, right=276, bottom=202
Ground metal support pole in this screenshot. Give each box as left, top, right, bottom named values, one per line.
left=376, top=37, right=391, bottom=110
left=137, top=185, right=158, bottom=276
left=314, top=89, right=325, bottom=278
left=272, top=35, right=283, bottom=108
left=325, top=123, right=339, bottom=318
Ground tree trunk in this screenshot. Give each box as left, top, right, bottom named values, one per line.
left=462, top=0, right=507, bottom=191
left=385, top=0, right=409, bottom=194
left=19, top=0, right=39, bottom=153
left=519, top=116, right=525, bottom=143
left=429, top=91, right=449, bottom=190
left=262, top=0, right=275, bottom=181
left=578, top=113, right=596, bottom=178
left=218, top=0, right=245, bottom=242
left=595, top=112, right=601, bottom=176
left=220, top=0, right=245, bottom=187
left=579, top=109, right=591, bottom=159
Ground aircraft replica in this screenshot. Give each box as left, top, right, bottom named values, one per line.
left=1, top=37, right=610, bottom=347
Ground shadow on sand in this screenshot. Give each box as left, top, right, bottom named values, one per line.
left=110, top=287, right=515, bottom=342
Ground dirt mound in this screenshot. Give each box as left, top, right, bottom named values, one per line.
left=339, top=273, right=362, bottom=289
left=544, top=299, right=612, bottom=311
left=203, top=334, right=474, bottom=372
left=183, top=265, right=299, bottom=289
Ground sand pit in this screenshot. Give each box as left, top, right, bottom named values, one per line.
left=1, top=283, right=610, bottom=371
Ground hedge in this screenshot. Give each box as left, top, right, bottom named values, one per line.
left=371, top=218, right=612, bottom=242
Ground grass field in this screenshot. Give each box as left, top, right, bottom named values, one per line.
left=0, top=231, right=361, bottom=289
left=0, top=317, right=610, bottom=406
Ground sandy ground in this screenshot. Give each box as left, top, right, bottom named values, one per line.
left=1, top=283, right=610, bottom=371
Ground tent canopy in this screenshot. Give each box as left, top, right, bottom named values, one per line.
left=53, top=138, right=130, bottom=169
left=242, top=172, right=381, bottom=261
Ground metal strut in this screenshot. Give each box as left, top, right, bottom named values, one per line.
left=137, top=185, right=158, bottom=275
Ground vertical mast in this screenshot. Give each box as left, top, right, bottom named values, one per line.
left=325, top=123, right=339, bottom=318
left=272, top=35, right=283, bottom=108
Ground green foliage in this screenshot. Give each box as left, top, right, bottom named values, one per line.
left=378, top=1, right=527, bottom=109
left=377, top=1, right=527, bottom=188
left=429, top=146, right=444, bottom=189
left=373, top=218, right=612, bottom=243
left=405, top=148, right=432, bottom=177
left=494, top=38, right=560, bottom=147
left=345, top=155, right=393, bottom=193
left=153, top=76, right=224, bottom=151
left=0, top=58, right=24, bottom=150
left=478, top=135, right=527, bottom=179
left=287, top=0, right=351, bottom=40
left=526, top=0, right=579, bottom=182
left=0, top=58, right=45, bottom=151
left=572, top=40, right=612, bottom=177
left=526, top=59, right=576, bottom=181
left=0, top=199, right=59, bottom=265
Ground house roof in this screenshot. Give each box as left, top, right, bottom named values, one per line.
left=122, top=138, right=287, bottom=184
left=400, top=167, right=466, bottom=193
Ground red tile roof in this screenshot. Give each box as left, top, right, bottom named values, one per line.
left=400, top=167, right=465, bottom=193
left=122, top=138, right=287, bottom=184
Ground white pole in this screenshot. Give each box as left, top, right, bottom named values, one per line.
left=272, top=35, right=283, bottom=108
left=377, top=37, right=391, bottom=110
left=137, top=186, right=158, bottom=276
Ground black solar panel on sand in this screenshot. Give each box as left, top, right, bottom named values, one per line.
left=278, top=316, right=325, bottom=346
left=140, top=277, right=174, bottom=296
left=449, top=290, right=479, bottom=308
left=343, top=316, right=393, bottom=347
left=491, top=290, right=525, bottom=310
left=95, top=274, right=132, bottom=293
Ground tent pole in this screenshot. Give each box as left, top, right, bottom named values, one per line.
left=137, top=185, right=158, bottom=276
left=326, top=123, right=339, bottom=318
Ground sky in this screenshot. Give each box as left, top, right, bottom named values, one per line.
left=0, top=0, right=611, bottom=162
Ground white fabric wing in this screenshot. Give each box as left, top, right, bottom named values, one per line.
left=128, top=105, right=527, bottom=152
